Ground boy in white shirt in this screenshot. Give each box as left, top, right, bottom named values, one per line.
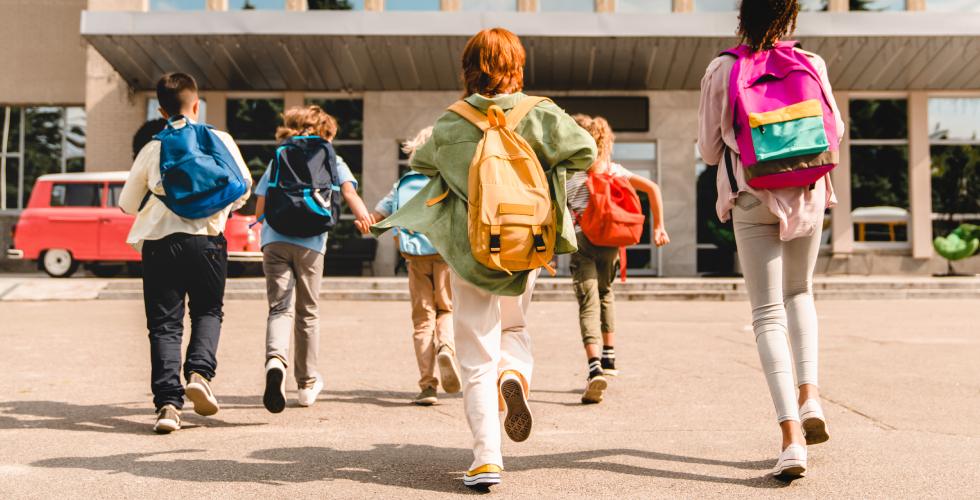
left=118, top=72, right=252, bottom=434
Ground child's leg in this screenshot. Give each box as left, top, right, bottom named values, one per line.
left=450, top=272, right=503, bottom=470
left=432, top=258, right=454, bottom=353
left=263, top=243, right=296, bottom=368
left=292, top=248, right=325, bottom=386
left=408, top=258, right=439, bottom=390
left=595, top=246, right=618, bottom=341
left=184, top=234, right=227, bottom=382
left=498, top=270, right=538, bottom=386
left=142, top=237, right=188, bottom=410
left=782, top=224, right=822, bottom=402
left=571, top=242, right=602, bottom=359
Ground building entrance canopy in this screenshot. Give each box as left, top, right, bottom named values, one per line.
left=81, top=11, right=980, bottom=92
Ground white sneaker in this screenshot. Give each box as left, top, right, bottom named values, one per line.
left=499, top=371, right=532, bottom=443
left=263, top=357, right=286, bottom=413
left=800, top=399, right=830, bottom=445
left=773, top=444, right=807, bottom=480
left=297, top=377, right=324, bottom=407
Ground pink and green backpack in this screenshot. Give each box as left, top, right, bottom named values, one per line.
left=722, top=41, right=839, bottom=190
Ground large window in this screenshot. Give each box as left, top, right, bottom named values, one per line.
left=852, top=0, right=906, bottom=10
left=1, top=107, right=86, bottom=209
left=929, top=98, right=980, bottom=238
left=617, top=0, right=671, bottom=11
left=149, top=0, right=206, bottom=9
left=849, top=98, right=909, bottom=244
left=926, top=0, right=980, bottom=10
left=694, top=0, right=738, bottom=11
left=462, top=0, right=518, bottom=11
left=386, top=0, right=441, bottom=9
left=231, top=0, right=286, bottom=8
left=226, top=97, right=284, bottom=215
left=540, top=0, right=595, bottom=11
left=309, top=0, right=360, bottom=9
left=612, top=142, right=661, bottom=276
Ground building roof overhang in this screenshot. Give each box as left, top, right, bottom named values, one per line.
left=81, top=11, right=980, bottom=92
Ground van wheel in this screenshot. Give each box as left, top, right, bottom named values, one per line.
left=89, top=264, right=124, bottom=278
left=42, top=249, right=79, bottom=278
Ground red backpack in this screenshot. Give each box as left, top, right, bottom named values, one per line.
left=577, top=170, right=645, bottom=281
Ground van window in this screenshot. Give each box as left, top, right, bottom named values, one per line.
left=107, top=184, right=125, bottom=207
left=51, top=183, right=103, bottom=207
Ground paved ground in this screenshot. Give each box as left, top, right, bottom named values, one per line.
left=1, top=298, right=978, bottom=499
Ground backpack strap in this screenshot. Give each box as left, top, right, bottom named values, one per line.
left=724, top=148, right=738, bottom=195
left=448, top=101, right=490, bottom=131
left=505, top=97, right=549, bottom=131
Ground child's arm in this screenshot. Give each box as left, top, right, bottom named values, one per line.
left=371, top=183, right=398, bottom=222
left=118, top=144, right=153, bottom=215
left=342, top=183, right=375, bottom=235
left=628, top=175, right=670, bottom=247
left=254, top=196, right=265, bottom=220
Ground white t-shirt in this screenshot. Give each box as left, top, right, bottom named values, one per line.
left=565, top=162, right=633, bottom=229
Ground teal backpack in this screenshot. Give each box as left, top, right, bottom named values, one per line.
left=394, top=171, right=437, bottom=256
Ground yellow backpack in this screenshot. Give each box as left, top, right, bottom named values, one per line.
left=446, top=97, right=557, bottom=276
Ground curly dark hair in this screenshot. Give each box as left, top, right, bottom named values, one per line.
left=737, top=0, right=800, bottom=51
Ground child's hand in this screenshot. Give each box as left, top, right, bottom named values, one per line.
left=353, top=209, right=375, bottom=235
left=653, top=226, right=670, bottom=247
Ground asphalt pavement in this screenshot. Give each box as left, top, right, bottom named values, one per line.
left=1, top=298, right=978, bottom=498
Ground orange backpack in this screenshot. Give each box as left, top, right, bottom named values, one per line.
left=577, top=170, right=645, bottom=281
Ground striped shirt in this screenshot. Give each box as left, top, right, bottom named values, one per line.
left=566, top=162, right=633, bottom=229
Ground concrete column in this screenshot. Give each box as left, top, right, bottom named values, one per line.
left=206, top=0, right=228, bottom=10
left=673, top=0, right=693, bottom=12
left=831, top=91, right=854, bottom=255
left=364, top=0, right=384, bottom=10
left=650, top=92, right=699, bottom=276
left=908, top=91, right=933, bottom=259
left=283, top=91, right=305, bottom=111
left=285, top=0, right=308, bottom=9
left=441, top=0, right=461, bottom=11
left=84, top=0, right=148, bottom=172
left=518, top=0, right=538, bottom=11
left=595, top=0, right=614, bottom=11
left=363, top=91, right=457, bottom=276
left=827, top=0, right=848, bottom=11
left=906, top=0, right=924, bottom=10
left=201, top=91, right=227, bottom=130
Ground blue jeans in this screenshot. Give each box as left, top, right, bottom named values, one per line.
left=142, top=233, right=227, bottom=410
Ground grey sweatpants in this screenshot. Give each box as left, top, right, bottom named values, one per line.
left=733, top=193, right=821, bottom=423
left=262, top=242, right=324, bottom=387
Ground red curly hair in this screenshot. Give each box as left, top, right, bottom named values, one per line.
left=461, top=28, right=526, bottom=97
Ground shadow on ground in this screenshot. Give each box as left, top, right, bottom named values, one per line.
left=0, top=400, right=263, bottom=435
left=31, top=444, right=786, bottom=493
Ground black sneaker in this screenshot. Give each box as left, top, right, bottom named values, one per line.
left=601, top=347, right=618, bottom=376
left=153, top=404, right=181, bottom=434
left=413, top=386, right=438, bottom=406
left=263, top=357, right=287, bottom=413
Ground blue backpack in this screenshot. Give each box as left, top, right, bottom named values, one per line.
left=153, top=116, right=248, bottom=219
left=394, top=171, right=437, bottom=256
left=264, top=135, right=343, bottom=238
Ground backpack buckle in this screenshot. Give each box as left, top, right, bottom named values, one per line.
left=532, top=225, right=546, bottom=252
left=489, top=225, right=502, bottom=253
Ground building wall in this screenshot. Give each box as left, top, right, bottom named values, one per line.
left=0, top=0, right=88, bottom=105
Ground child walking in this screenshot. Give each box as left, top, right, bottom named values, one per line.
left=371, top=127, right=461, bottom=406
left=698, top=0, right=843, bottom=479
left=372, top=28, right=596, bottom=491
left=119, top=72, right=252, bottom=433
left=566, top=115, right=669, bottom=405
left=254, top=105, right=373, bottom=413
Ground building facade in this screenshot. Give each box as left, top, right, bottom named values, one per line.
left=2, top=0, right=979, bottom=276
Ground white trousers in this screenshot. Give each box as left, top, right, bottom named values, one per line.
left=450, top=270, right=538, bottom=470
left=733, top=193, right=821, bottom=423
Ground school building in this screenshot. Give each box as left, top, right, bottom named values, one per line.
left=2, top=0, right=979, bottom=276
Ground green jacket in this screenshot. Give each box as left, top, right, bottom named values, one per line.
left=372, top=92, right=597, bottom=296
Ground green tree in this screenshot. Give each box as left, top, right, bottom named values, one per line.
left=242, top=0, right=256, bottom=9
left=931, top=145, right=980, bottom=235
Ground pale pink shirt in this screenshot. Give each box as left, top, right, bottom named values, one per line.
left=697, top=49, right=844, bottom=241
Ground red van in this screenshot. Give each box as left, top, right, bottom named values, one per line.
left=6, top=172, right=261, bottom=277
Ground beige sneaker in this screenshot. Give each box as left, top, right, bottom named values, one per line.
left=437, top=346, right=462, bottom=394
left=185, top=372, right=219, bottom=416
left=773, top=444, right=807, bottom=481
left=499, top=371, right=532, bottom=443
left=153, top=404, right=181, bottom=434
left=581, top=374, right=608, bottom=405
